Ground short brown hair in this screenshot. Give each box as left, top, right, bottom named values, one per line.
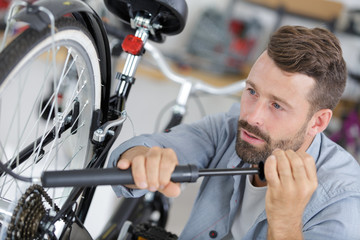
left=267, top=25, right=347, bottom=112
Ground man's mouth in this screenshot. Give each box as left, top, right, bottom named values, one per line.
left=241, top=129, right=266, bottom=145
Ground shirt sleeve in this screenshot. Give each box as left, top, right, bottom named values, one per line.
left=107, top=103, right=240, bottom=198
left=303, top=196, right=360, bottom=240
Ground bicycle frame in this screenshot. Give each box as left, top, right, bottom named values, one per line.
left=0, top=0, right=181, bottom=238
left=1, top=0, right=115, bottom=224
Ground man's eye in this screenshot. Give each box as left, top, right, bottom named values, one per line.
left=273, top=102, right=281, bottom=109
left=249, top=89, right=256, bottom=95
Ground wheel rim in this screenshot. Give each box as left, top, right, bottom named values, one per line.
left=0, top=28, right=101, bottom=238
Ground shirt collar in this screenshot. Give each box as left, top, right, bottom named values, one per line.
left=305, top=133, right=322, bottom=164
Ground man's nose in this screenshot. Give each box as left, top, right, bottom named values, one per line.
left=247, top=101, right=266, bottom=127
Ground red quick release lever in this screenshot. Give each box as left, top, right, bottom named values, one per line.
left=122, top=35, right=144, bottom=55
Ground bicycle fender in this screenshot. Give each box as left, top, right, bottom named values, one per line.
left=14, top=0, right=94, bottom=31
left=14, top=0, right=112, bottom=121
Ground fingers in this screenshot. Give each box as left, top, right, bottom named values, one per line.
left=132, top=154, right=148, bottom=189
left=285, top=150, right=308, bottom=183
left=265, top=149, right=317, bottom=186
left=145, top=147, right=161, bottom=191
left=117, top=146, right=180, bottom=196
left=144, top=147, right=177, bottom=191
left=264, top=155, right=279, bottom=187
left=132, top=147, right=163, bottom=190
left=117, top=158, right=131, bottom=169
left=274, top=150, right=293, bottom=188
left=159, top=182, right=181, bottom=198
left=265, top=149, right=318, bottom=236
left=297, top=151, right=318, bottom=183
left=159, top=148, right=177, bottom=189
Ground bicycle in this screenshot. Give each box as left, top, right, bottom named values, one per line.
left=0, top=0, right=263, bottom=239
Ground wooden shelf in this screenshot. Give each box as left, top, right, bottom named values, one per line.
left=245, top=0, right=343, bottom=22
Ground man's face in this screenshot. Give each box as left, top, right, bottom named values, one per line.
left=236, top=51, right=315, bottom=164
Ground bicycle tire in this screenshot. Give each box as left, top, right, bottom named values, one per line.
left=0, top=17, right=102, bottom=239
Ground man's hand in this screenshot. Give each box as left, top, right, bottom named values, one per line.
left=117, top=146, right=181, bottom=198
left=265, top=149, right=318, bottom=240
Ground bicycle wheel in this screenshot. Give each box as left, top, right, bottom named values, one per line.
left=0, top=17, right=101, bottom=239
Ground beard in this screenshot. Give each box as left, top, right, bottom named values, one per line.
left=235, top=120, right=307, bottom=164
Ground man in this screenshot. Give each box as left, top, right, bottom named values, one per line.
left=109, top=26, right=360, bottom=239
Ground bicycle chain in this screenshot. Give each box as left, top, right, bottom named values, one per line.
left=6, top=184, right=60, bottom=240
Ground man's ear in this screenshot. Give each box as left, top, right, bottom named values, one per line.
left=308, top=109, right=333, bottom=136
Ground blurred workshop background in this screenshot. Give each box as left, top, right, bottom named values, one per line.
left=85, top=0, right=360, bottom=163
left=1, top=0, right=360, bottom=238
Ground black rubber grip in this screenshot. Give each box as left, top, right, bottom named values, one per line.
left=41, top=164, right=199, bottom=188
left=258, top=161, right=265, bottom=181
left=164, top=113, right=183, bottom=131
left=168, top=164, right=199, bottom=183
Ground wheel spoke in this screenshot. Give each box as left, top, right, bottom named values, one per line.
left=0, top=18, right=101, bottom=237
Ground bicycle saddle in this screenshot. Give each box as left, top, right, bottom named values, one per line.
left=104, top=0, right=188, bottom=42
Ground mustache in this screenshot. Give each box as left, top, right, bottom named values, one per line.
left=238, top=120, right=270, bottom=143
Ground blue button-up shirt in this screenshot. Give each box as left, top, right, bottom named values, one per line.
left=109, top=103, right=360, bottom=239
